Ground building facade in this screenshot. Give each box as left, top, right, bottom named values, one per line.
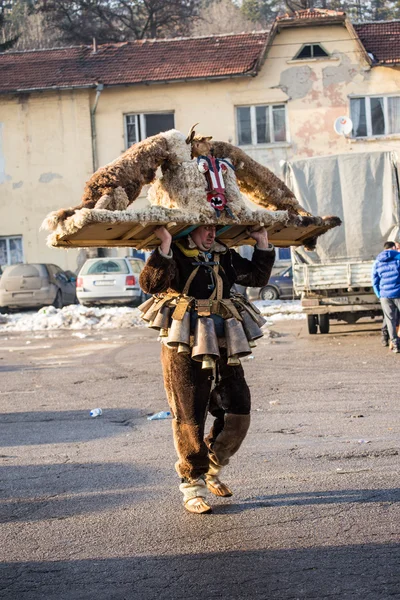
left=0, top=9, right=399, bottom=272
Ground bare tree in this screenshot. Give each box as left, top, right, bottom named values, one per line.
left=0, top=0, right=20, bottom=50
left=192, top=0, right=260, bottom=36
left=38, top=0, right=203, bottom=44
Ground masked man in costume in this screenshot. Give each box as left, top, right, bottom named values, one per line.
left=139, top=224, right=275, bottom=514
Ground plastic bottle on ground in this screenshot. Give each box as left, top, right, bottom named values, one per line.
left=90, top=408, right=103, bottom=417
left=147, top=411, right=171, bottom=421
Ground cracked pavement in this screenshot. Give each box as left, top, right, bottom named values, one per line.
left=0, top=319, right=399, bottom=599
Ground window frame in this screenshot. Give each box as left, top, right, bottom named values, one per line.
left=0, top=235, right=24, bottom=267
left=124, top=111, right=175, bottom=148
left=350, top=94, right=400, bottom=139
left=294, top=43, right=330, bottom=60
left=236, top=103, right=289, bottom=146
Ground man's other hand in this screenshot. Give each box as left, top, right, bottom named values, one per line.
left=248, top=227, right=269, bottom=249
left=154, top=226, right=172, bottom=255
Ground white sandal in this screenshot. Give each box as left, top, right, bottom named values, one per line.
left=184, top=496, right=212, bottom=514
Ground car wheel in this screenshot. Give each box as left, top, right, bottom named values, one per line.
left=307, top=314, right=318, bottom=335
left=260, top=286, right=279, bottom=301
left=53, top=290, right=63, bottom=309
left=318, top=314, right=330, bottom=334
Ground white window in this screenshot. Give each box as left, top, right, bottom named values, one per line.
left=125, top=112, right=175, bottom=148
left=237, top=105, right=287, bottom=146
left=350, top=96, right=400, bottom=138
left=0, top=236, right=23, bottom=269
left=294, top=44, right=329, bottom=60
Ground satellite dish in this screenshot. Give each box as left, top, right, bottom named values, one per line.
left=334, top=116, right=353, bottom=136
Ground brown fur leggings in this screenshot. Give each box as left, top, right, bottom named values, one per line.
left=161, top=345, right=251, bottom=481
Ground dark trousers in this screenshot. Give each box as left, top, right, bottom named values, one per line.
left=380, top=297, right=400, bottom=340
left=161, top=345, right=251, bottom=481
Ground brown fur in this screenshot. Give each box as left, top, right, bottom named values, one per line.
left=52, top=133, right=170, bottom=226
left=161, top=344, right=251, bottom=480
left=211, top=140, right=312, bottom=216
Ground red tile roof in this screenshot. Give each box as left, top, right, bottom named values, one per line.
left=354, top=21, right=400, bottom=64
left=0, top=33, right=268, bottom=94
left=1, top=16, right=399, bottom=94
left=277, top=9, right=345, bottom=22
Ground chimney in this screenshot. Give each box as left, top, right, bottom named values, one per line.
left=92, top=37, right=97, bottom=54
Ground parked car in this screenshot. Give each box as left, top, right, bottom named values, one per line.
left=76, top=257, right=146, bottom=306
left=0, top=263, right=77, bottom=311
left=246, top=265, right=297, bottom=301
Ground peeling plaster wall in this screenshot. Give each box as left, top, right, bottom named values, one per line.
left=0, top=90, right=92, bottom=270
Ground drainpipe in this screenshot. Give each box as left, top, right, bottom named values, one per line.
left=90, top=83, right=104, bottom=172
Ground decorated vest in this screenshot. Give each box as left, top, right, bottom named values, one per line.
left=138, top=247, right=266, bottom=369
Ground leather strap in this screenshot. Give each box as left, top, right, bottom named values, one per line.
left=172, top=296, right=193, bottom=321
left=182, top=266, right=200, bottom=295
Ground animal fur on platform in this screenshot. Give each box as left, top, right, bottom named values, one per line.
left=42, top=126, right=341, bottom=249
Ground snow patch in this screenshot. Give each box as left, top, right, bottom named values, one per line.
left=255, top=299, right=305, bottom=323
left=0, top=304, right=144, bottom=332
left=0, top=300, right=305, bottom=332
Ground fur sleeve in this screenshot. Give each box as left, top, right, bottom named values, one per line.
left=139, top=248, right=178, bottom=294
left=229, top=247, right=276, bottom=288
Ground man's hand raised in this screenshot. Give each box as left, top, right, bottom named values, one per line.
left=154, top=226, right=172, bottom=255
left=247, top=227, right=269, bottom=249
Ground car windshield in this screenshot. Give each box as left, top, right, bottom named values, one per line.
left=3, top=264, right=47, bottom=277
left=80, top=259, right=129, bottom=275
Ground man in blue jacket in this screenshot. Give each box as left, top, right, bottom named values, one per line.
left=372, top=241, right=400, bottom=353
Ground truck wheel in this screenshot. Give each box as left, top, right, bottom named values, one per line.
left=318, top=314, right=330, bottom=334
left=307, top=314, right=318, bottom=335
left=260, top=286, right=279, bottom=301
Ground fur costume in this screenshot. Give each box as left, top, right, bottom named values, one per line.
left=42, top=127, right=341, bottom=252
left=139, top=236, right=275, bottom=485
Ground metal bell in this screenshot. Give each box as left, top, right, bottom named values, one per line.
left=159, top=328, right=169, bottom=338
left=165, top=312, right=191, bottom=349
left=191, top=317, right=220, bottom=369
left=144, top=301, right=163, bottom=324
left=254, top=313, right=267, bottom=328
left=151, top=306, right=172, bottom=331
left=138, top=296, right=154, bottom=316
left=227, top=355, right=241, bottom=366
left=201, top=354, right=216, bottom=370
left=241, top=310, right=264, bottom=342
left=177, top=343, right=191, bottom=354
left=224, top=318, right=252, bottom=364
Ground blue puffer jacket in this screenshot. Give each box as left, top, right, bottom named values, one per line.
left=372, top=250, right=400, bottom=298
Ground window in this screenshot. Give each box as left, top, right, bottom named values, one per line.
left=278, top=247, right=291, bottom=261
left=350, top=96, right=400, bottom=138
left=125, top=112, right=175, bottom=147
left=82, top=259, right=130, bottom=275
left=294, top=44, right=329, bottom=60
left=237, top=105, right=287, bottom=145
left=0, top=236, right=23, bottom=268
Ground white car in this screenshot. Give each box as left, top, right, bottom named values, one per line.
left=76, top=257, right=146, bottom=306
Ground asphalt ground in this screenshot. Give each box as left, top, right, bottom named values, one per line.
left=0, top=318, right=399, bottom=600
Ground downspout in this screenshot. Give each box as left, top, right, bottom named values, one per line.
left=90, top=83, right=104, bottom=172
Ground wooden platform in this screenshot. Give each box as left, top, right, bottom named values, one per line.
left=50, top=219, right=332, bottom=250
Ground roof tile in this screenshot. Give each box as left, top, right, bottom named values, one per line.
left=0, top=33, right=268, bottom=93
left=354, top=21, right=400, bottom=64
